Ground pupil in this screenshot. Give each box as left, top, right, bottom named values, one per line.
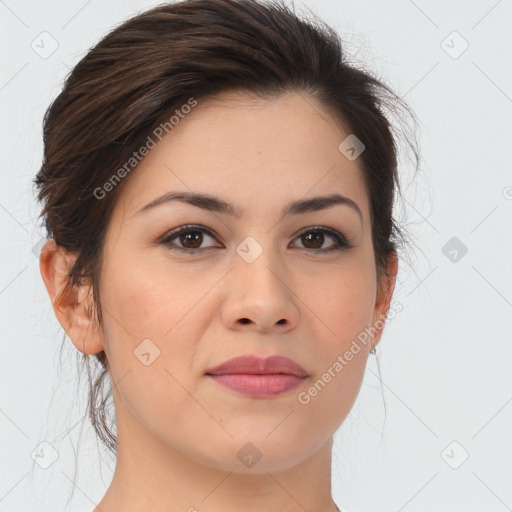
left=182, top=231, right=202, bottom=248
left=304, top=231, right=323, bottom=248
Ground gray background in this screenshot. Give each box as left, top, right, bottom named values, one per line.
left=1, top=0, right=511, bottom=511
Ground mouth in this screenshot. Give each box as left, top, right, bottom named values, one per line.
left=206, top=354, right=308, bottom=398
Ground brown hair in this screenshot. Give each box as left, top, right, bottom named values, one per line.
left=34, top=0, right=420, bottom=462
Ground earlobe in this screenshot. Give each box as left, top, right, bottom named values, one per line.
left=39, top=239, right=105, bottom=355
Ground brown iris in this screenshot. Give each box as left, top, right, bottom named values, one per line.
left=179, top=231, right=203, bottom=249
left=301, top=231, right=324, bottom=249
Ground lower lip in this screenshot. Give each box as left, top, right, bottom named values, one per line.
left=207, top=373, right=306, bottom=397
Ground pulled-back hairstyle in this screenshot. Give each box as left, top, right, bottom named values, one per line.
left=34, top=0, right=420, bottom=464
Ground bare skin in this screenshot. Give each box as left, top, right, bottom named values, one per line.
left=40, top=91, right=398, bottom=512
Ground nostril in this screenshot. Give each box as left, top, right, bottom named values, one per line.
left=240, top=318, right=250, bottom=324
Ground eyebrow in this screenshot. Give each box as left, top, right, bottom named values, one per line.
left=136, top=191, right=363, bottom=223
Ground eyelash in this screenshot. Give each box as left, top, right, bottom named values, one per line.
left=158, top=224, right=353, bottom=254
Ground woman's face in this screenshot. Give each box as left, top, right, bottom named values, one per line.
left=75, top=91, right=396, bottom=472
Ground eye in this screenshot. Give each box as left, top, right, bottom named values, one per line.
left=159, top=224, right=353, bottom=253
left=159, top=224, right=221, bottom=252
left=290, top=226, right=353, bottom=252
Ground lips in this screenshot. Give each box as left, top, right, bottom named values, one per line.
left=206, top=354, right=308, bottom=377
left=206, top=355, right=308, bottom=398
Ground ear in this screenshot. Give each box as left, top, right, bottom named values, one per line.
left=39, top=238, right=105, bottom=355
left=370, top=251, right=399, bottom=351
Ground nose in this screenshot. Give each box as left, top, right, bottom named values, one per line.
left=221, top=246, right=300, bottom=334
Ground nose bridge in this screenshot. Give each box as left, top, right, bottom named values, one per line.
left=234, top=234, right=286, bottom=293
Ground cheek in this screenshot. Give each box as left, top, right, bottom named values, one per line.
left=301, top=263, right=376, bottom=347
left=295, top=262, right=375, bottom=414
left=98, top=253, right=211, bottom=390
left=97, top=261, right=207, bottom=442
left=100, top=251, right=211, bottom=340
left=294, top=276, right=374, bottom=432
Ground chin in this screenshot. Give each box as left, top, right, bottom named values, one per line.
left=184, top=434, right=314, bottom=474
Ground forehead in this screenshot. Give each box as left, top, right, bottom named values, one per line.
left=118, top=91, right=370, bottom=222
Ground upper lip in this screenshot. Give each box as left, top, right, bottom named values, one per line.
left=206, top=355, right=308, bottom=377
